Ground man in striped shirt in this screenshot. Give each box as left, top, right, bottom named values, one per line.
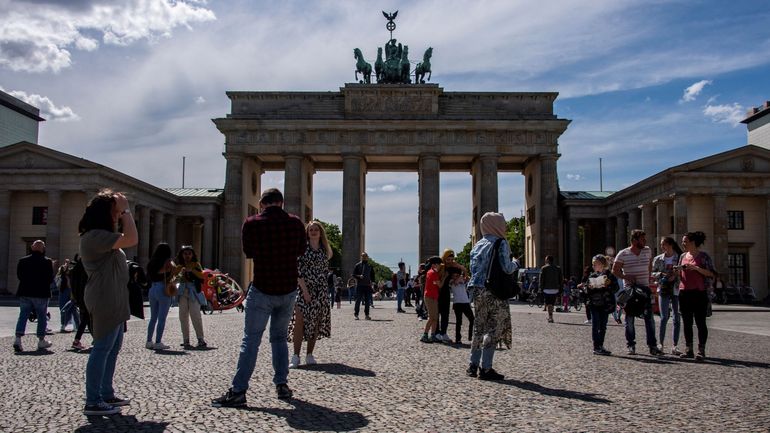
left=613, top=229, right=663, bottom=356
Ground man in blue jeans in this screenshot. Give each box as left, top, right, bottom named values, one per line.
left=14, top=240, right=54, bottom=352
left=212, top=188, right=307, bottom=407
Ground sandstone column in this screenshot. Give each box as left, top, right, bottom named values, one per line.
left=342, top=155, right=366, bottom=279
left=203, top=214, right=214, bottom=268
left=471, top=154, right=499, bottom=241
left=137, top=206, right=151, bottom=269
left=301, top=158, right=315, bottom=223
left=419, top=154, right=440, bottom=263
left=605, top=217, right=616, bottom=252
left=165, top=214, right=177, bottom=252
left=283, top=155, right=303, bottom=219
left=640, top=203, right=656, bottom=254
left=539, top=154, right=559, bottom=263
left=712, top=195, right=728, bottom=279
left=616, top=213, right=628, bottom=250
left=46, top=190, right=62, bottom=262
left=0, top=191, right=10, bottom=293
left=152, top=210, right=165, bottom=250
left=627, top=207, right=641, bottom=233
left=673, top=194, right=688, bottom=236
left=568, top=216, right=580, bottom=278
left=223, top=155, right=244, bottom=284
left=655, top=199, right=669, bottom=242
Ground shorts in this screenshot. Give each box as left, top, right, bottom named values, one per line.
left=544, top=293, right=558, bottom=306
left=424, top=297, right=439, bottom=320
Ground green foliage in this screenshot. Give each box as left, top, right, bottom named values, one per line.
left=368, top=259, right=394, bottom=285
left=456, top=234, right=473, bottom=271
left=315, top=219, right=342, bottom=273
left=454, top=215, right=527, bottom=271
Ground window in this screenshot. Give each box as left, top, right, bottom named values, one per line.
left=32, top=207, right=48, bottom=225
left=727, top=253, right=748, bottom=286
left=727, top=211, right=744, bottom=230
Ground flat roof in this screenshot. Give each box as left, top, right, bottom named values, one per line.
left=165, top=188, right=224, bottom=198
left=559, top=191, right=615, bottom=200
left=0, top=90, right=45, bottom=122
left=741, top=101, right=770, bottom=124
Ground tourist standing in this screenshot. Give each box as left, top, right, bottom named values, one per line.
left=419, top=257, right=443, bottom=343
left=212, top=188, right=306, bottom=407
left=175, top=245, right=207, bottom=350
left=57, top=259, right=80, bottom=333
left=678, top=231, right=716, bottom=361
left=652, top=236, right=683, bottom=355
left=585, top=255, right=618, bottom=355
left=78, top=190, right=137, bottom=415
left=613, top=229, right=662, bottom=356
left=466, top=212, right=518, bottom=381
left=14, top=240, right=54, bottom=352
left=539, top=256, right=563, bottom=323
left=145, top=243, right=175, bottom=350
left=288, top=221, right=333, bottom=368
left=396, top=262, right=407, bottom=313
left=450, top=268, right=473, bottom=346
left=436, top=249, right=467, bottom=343
left=352, top=253, right=376, bottom=320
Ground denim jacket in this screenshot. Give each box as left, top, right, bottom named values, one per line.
left=468, top=235, right=518, bottom=288
left=652, top=252, right=680, bottom=296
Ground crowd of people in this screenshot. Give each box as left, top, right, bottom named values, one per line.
left=11, top=186, right=719, bottom=416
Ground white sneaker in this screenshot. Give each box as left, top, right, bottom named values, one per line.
left=153, top=342, right=170, bottom=350
left=289, top=354, right=300, bottom=368
left=37, top=339, right=52, bottom=350
left=442, top=334, right=452, bottom=344
left=305, top=354, right=317, bottom=365
left=583, top=320, right=592, bottom=324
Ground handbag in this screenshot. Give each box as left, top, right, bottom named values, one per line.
left=484, top=238, right=519, bottom=300
left=163, top=272, right=178, bottom=297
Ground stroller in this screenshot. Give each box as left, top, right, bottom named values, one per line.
left=200, top=269, right=246, bottom=314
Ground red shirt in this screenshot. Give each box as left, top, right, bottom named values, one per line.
left=424, top=269, right=440, bottom=300
left=679, top=253, right=706, bottom=291
left=242, top=206, right=307, bottom=295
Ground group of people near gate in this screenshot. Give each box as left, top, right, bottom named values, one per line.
left=12, top=186, right=717, bottom=416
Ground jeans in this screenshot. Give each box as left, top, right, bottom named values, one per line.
left=231, top=286, right=296, bottom=392
left=15, top=297, right=49, bottom=338
left=329, top=287, right=335, bottom=307
left=354, top=287, right=371, bottom=317
left=61, top=300, right=81, bottom=330
left=348, top=286, right=356, bottom=304
left=396, top=288, right=405, bottom=310
left=85, top=323, right=124, bottom=405
left=147, top=282, right=172, bottom=344
left=625, top=307, right=657, bottom=349
left=658, top=294, right=680, bottom=347
left=438, top=286, right=450, bottom=335
left=680, top=290, right=708, bottom=349
left=589, top=306, right=609, bottom=349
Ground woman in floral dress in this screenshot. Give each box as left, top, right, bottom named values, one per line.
left=288, top=221, right=333, bottom=368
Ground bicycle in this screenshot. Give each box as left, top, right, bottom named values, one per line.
left=528, top=291, right=543, bottom=308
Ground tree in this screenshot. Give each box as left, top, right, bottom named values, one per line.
left=315, top=219, right=342, bottom=273
left=454, top=215, right=527, bottom=272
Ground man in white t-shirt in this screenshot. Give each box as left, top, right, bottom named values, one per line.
left=612, top=229, right=663, bottom=356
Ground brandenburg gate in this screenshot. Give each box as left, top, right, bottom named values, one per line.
left=214, top=84, right=570, bottom=284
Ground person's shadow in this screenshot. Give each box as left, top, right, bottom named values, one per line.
left=243, top=397, right=368, bottom=431
left=76, top=414, right=168, bottom=433
left=302, top=363, right=376, bottom=377
left=500, top=379, right=612, bottom=404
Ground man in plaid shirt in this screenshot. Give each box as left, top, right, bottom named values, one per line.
left=213, top=188, right=307, bottom=407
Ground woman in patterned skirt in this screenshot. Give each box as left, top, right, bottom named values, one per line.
left=288, top=221, right=333, bottom=368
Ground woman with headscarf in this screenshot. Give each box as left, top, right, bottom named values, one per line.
left=465, top=212, right=518, bottom=381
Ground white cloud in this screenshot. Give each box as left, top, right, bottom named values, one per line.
left=0, top=0, right=216, bottom=73
left=0, top=86, right=80, bottom=121
left=703, top=103, right=745, bottom=127
left=681, top=79, right=712, bottom=102
left=366, top=184, right=400, bottom=193
left=194, top=96, right=205, bottom=104
left=566, top=174, right=583, bottom=181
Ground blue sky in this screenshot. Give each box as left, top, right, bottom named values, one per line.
left=1, top=0, right=769, bottom=271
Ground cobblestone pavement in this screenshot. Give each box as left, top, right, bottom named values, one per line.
left=1, top=301, right=769, bottom=432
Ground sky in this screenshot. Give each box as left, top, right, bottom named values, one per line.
left=1, top=0, right=770, bottom=271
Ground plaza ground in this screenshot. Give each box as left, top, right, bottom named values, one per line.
left=1, top=300, right=769, bottom=432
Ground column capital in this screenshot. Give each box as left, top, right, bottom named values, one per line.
left=539, top=153, right=560, bottom=161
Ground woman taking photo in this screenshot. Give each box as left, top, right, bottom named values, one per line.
left=652, top=236, right=683, bottom=355
left=678, top=231, right=716, bottom=361
left=78, top=189, right=137, bottom=415
left=146, top=243, right=175, bottom=351
left=466, top=212, right=517, bottom=381
left=175, top=245, right=207, bottom=349
left=585, top=255, right=617, bottom=355
left=435, top=248, right=467, bottom=344
left=288, top=221, right=333, bottom=368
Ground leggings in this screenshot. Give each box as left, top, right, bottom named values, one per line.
left=452, top=303, right=474, bottom=343
left=75, top=307, right=91, bottom=341
left=679, top=290, right=708, bottom=348
left=438, top=285, right=451, bottom=335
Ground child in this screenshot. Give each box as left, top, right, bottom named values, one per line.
left=419, top=257, right=443, bottom=343
left=586, top=255, right=618, bottom=355
left=449, top=268, right=473, bottom=346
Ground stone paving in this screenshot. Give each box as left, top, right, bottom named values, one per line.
left=1, top=301, right=769, bottom=432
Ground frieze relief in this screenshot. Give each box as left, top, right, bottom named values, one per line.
left=348, top=94, right=433, bottom=114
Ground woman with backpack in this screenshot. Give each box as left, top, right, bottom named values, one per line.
left=678, top=231, right=716, bottom=361
left=465, top=212, right=518, bottom=381
left=652, top=237, right=683, bottom=355
left=175, top=245, right=207, bottom=350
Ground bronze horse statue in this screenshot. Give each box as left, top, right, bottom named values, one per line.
left=400, top=45, right=411, bottom=84
left=415, top=47, right=432, bottom=84
left=375, top=47, right=384, bottom=83
left=354, top=48, right=372, bottom=84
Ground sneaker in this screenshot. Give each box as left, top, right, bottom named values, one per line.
left=145, top=341, right=154, bottom=349
left=37, top=339, right=52, bottom=350
left=183, top=343, right=195, bottom=350
left=431, top=334, right=442, bottom=343
left=196, top=340, right=208, bottom=349
left=478, top=368, right=505, bottom=381
left=583, top=320, right=592, bottom=324
left=419, top=334, right=432, bottom=343
left=276, top=383, right=293, bottom=400
left=695, top=346, right=706, bottom=361
left=650, top=347, right=664, bottom=357
left=680, top=348, right=695, bottom=359
left=13, top=342, right=22, bottom=353
left=441, top=334, right=452, bottom=344
left=626, top=346, right=636, bottom=355
left=671, top=346, right=682, bottom=356
left=289, top=354, right=300, bottom=368
left=547, top=317, right=554, bottom=323
left=354, top=315, right=359, bottom=320
left=211, top=388, right=246, bottom=408
left=397, top=309, right=406, bottom=313
left=365, top=315, right=371, bottom=320
left=593, top=348, right=604, bottom=355
left=72, top=340, right=85, bottom=351
left=153, top=342, right=170, bottom=350
left=104, top=397, right=130, bottom=407
left=600, top=347, right=612, bottom=356
left=466, top=363, right=479, bottom=377
left=305, top=354, right=317, bottom=365
left=83, top=402, right=121, bottom=416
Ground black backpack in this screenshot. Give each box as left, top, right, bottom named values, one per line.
left=623, top=285, right=651, bottom=317
left=68, top=256, right=88, bottom=308
left=485, top=239, right=520, bottom=300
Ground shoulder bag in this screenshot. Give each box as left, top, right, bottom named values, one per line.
left=484, top=238, right=519, bottom=300
left=164, top=271, right=178, bottom=297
